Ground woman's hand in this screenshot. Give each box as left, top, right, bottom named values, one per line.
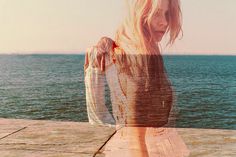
left=100, top=53, right=106, bottom=72
left=94, top=48, right=106, bottom=72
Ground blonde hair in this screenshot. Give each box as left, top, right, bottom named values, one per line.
left=115, top=0, right=182, bottom=55
left=113, top=0, right=181, bottom=126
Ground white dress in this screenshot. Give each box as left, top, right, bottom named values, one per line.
left=85, top=47, right=190, bottom=157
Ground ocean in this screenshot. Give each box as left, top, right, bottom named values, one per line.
left=0, top=54, right=235, bottom=129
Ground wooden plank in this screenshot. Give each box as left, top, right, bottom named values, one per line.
left=0, top=118, right=115, bottom=157
left=0, top=118, right=235, bottom=157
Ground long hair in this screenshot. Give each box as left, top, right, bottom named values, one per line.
left=113, top=0, right=182, bottom=126
left=115, top=0, right=182, bottom=54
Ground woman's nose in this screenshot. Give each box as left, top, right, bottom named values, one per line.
left=159, top=16, right=168, bottom=28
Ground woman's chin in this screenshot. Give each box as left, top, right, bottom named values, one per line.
left=155, top=37, right=162, bottom=43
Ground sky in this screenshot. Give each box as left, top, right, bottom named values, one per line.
left=0, top=0, right=235, bottom=55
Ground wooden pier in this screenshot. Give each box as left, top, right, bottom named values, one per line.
left=0, top=118, right=235, bottom=157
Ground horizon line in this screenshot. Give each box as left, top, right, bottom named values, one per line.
left=1, top=50, right=236, bottom=55
left=1, top=52, right=236, bottom=56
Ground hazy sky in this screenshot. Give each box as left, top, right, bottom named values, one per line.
left=0, top=0, right=235, bottom=55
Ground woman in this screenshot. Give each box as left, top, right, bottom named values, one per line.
left=85, top=0, right=190, bottom=156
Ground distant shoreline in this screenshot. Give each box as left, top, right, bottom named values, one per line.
left=1, top=53, right=236, bottom=56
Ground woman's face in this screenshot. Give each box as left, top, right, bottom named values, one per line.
left=150, top=0, right=169, bottom=42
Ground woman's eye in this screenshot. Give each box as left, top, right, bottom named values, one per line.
left=155, top=10, right=161, bottom=15
left=165, top=11, right=169, bottom=22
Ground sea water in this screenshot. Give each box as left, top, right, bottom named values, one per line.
left=0, top=54, right=235, bottom=129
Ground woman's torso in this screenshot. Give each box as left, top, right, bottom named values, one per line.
left=106, top=48, right=174, bottom=127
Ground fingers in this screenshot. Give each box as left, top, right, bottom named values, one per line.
left=101, top=53, right=106, bottom=72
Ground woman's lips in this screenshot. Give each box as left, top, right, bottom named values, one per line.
left=156, top=31, right=165, bottom=34
left=153, top=31, right=166, bottom=41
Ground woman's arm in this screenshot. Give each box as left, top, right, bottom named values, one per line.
left=96, top=37, right=117, bottom=72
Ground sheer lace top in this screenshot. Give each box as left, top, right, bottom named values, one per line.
left=105, top=48, right=174, bottom=127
